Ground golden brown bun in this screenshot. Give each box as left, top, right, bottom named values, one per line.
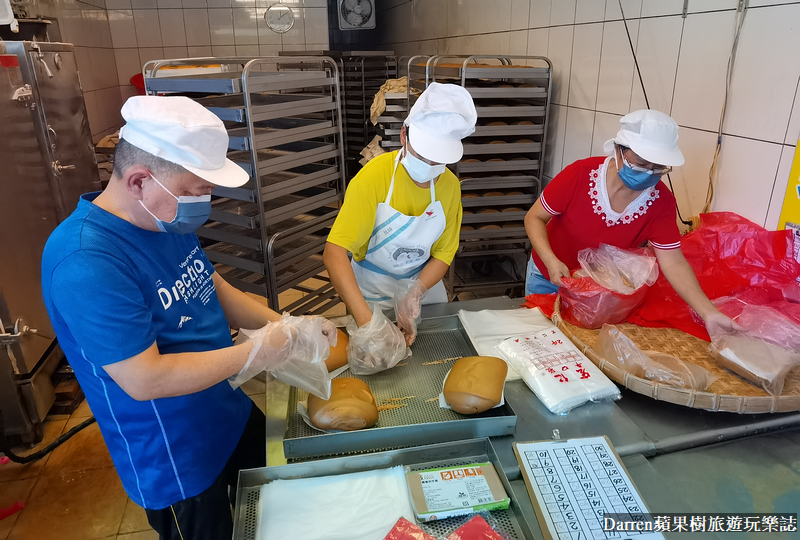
left=489, top=140, right=507, bottom=144
left=461, top=225, right=475, bottom=231
left=484, top=191, right=504, bottom=197
left=308, top=378, right=378, bottom=431
left=487, top=121, right=507, bottom=126
left=502, top=206, right=524, bottom=212
left=515, top=139, right=533, bottom=144
left=462, top=193, right=480, bottom=198
left=488, top=158, right=504, bottom=162
left=479, top=224, right=502, bottom=229
left=515, top=120, right=534, bottom=125
left=444, top=356, right=508, bottom=414
left=325, top=329, right=349, bottom=372
left=505, top=191, right=524, bottom=196
left=480, top=208, right=500, bottom=214
left=463, top=158, right=480, bottom=163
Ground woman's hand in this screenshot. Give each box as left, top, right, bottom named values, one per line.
left=704, top=311, right=744, bottom=340
left=545, top=259, right=570, bottom=286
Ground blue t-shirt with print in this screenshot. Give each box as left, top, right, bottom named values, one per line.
left=41, top=193, right=252, bottom=510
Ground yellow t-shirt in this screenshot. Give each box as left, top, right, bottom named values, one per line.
left=328, top=150, right=463, bottom=264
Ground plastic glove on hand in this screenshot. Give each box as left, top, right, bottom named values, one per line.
left=346, top=304, right=409, bottom=375
left=704, top=311, right=745, bottom=341
left=394, top=279, right=427, bottom=346
left=300, top=315, right=338, bottom=347
left=229, top=321, right=295, bottom=389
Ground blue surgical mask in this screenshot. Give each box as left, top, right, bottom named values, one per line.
left=139, top=175, right=212, bottom=234
left=615, top=154, right=661, bottom=191
left=401, top=148, right=446, bottom=183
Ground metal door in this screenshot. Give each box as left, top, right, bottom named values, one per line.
left=28, top=45, right=100, bottom=218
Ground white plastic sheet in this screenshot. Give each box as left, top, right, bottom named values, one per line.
left=458, top=307, right=557, bottom=381
left=496, top=329, right=620, bottom=415
left=256, top=466, right=415, bottom=540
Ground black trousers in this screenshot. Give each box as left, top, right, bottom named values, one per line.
left=145, top=403, right=266, bottom=540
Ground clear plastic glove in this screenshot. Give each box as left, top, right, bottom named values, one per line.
left=346, top=303, right=409, bottom=375
left=301, top=315, right=338, bottom=347
left=704, top=311, right=744, bottom=339
left=230, top=315, right=336, bottom=398
left=394, top=279, right=427, bottom=346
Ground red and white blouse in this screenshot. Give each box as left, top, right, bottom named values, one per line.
left=532, top=156, right=682, bottom=280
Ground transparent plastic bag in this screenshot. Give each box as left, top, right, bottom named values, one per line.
left=496, top=331, right=620, bottom=415
left=708, top=304, right=800, bottom=395
left=394, top=279, right=427, bottom=346
left=559, top=245, right=658, bottom=329
left=233, top=315, right=333, bottom=399
left=595, top=325, right=717, bottom=391
left=347, top=303, right=410, bottom=375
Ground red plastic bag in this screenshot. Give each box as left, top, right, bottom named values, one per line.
left=446, top=516, right=505, bottom=540
left=559, top=276, right=649, bottom=329
left=384, top=518, right=437, bottom=540
left=522, top=292, right=557, bottom=317
left=558, top=245, right=657, bottom=329
left=629, top=212, right=800, bottom=340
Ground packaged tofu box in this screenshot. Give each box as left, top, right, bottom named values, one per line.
left=405, top=463, right=511, bottom=522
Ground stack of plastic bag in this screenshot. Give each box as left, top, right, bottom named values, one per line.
left=595, top=325, right=717, bottom=391
left=707, top=304, right=800, bottom=395
left=559, top=244, right=658, bottom=329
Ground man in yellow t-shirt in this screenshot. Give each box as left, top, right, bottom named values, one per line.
left=323, top=83, right=477, bottom=350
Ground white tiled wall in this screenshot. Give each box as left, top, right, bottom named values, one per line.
left=380, top=0, right=800, bottom=228
left=37, top=0, right=329, bottom=138
left=107, top=2, right=329, bottom=102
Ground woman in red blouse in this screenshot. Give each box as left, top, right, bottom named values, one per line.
left=524, top=110, right=736, bottom=335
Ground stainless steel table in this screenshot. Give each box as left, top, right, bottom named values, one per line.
left=262, top=296, right=799, bottom=539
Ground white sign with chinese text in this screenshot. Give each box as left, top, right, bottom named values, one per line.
left=515, top=436, right=664, bottom=540
left=497, top=330, right=620, bottom=414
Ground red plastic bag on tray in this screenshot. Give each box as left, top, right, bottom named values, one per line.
left=446, top=516, right=506, bottom=540
left=558, top=245, right=658, bottom=329
left=384, top=518, right=437, bottom=540
left=629, top=212, right=800, bottom=340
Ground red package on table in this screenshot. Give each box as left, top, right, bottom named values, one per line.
left=446, top=516, right=505, bottom=540
left=384, top=517, right=437, bottom=540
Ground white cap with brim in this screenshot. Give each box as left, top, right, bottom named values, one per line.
left=602, top=109, right=685, bottom=167
left=119, top=95, right=250, bottom=188
left=405, top=82, right=477, bottom=164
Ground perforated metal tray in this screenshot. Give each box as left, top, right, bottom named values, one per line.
left=233, top=438, right=533, bottom=540
left=283, top=318, right=517, bottom=459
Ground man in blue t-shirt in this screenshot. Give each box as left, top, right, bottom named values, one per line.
left=41, top=96, right=334, bottom=540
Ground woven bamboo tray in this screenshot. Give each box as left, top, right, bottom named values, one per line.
left=550, top=298, right=800, bottom=414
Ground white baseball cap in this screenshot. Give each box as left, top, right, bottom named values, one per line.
left=119, top=96, right=249, bottom=188
left=405, top=82, right=477, bottom=164
left=603, top=109, right=685, bottom=167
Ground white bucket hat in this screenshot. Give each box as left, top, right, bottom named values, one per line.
left=119, top=96, right=249, bottom=188
left=603, top=109, right=685, bottom=167
left=405, top=82, right=477, bottom=164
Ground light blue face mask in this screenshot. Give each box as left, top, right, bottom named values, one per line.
left=616, top=154, right=662, bottom=191
left=139, top=175, right=212, bottom=234
left=401, top=147, right=447, bottom=183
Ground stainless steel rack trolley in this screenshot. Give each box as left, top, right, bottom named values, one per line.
left=144, top=57, right=346, bottom=314
left=408, top=55, right=552, bottom=299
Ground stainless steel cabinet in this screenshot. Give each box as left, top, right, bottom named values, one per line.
left=0, top=41, right=99, bottom=443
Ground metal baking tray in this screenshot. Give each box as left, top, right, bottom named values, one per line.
left=233, top=438, right=532, bottom=540
left=476, top=105, right=546, bottom=118
left=462, top=193, right=536, bottom=208
left=283, top=316, right=517, bottom=459
left=228, top=120, right=336, bottom=152
left=230, top=141, right=339, bottom=177
left=457, top=158, right=540, bottom=173
left=466, top=86, right=547, bottom=99
left=459, top=226, right=528, bottom=242
left=462, top=141, right=543, bottom=156
left=462, top=211, right=527, bottom=225
left=473, top=123, right=544, bottom=137
left=196, top=93, right=334, bottom=123
left=208, top=186, right=338, bottom=229
left=460, top=175, right=541, bottom=192
left=145, top=70, right=333, bottom=95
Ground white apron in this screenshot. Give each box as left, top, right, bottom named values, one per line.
left=351, top=152, right=449, bottom=309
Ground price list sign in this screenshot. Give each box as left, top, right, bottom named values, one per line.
left=514, top=437, right=664, bottom=540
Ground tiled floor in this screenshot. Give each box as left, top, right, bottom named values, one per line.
left=0, top=380, right=270, bottom=540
